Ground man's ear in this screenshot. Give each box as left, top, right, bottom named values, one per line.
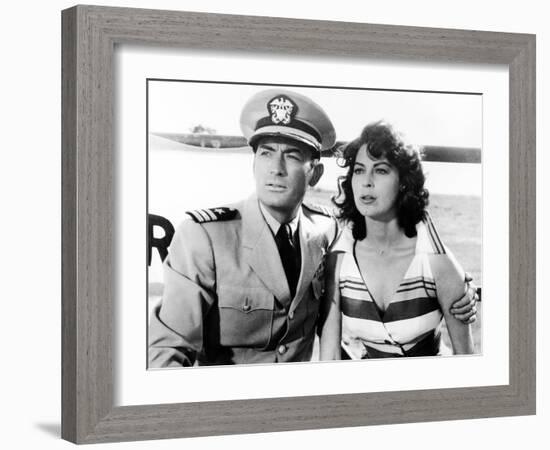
left=308, top=161, right=324, bottom=187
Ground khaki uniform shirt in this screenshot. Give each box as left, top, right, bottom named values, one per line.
left=149, top=195, right=338, bottom=367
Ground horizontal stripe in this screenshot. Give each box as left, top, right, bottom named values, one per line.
left=343, top=320, right=441, bottom=356
left=398, top=277, right=435, bottom=289
left=364, top=344, right=404, bottom=358
left=340, top=290, right=371, bottom=303
left=341, top=296, right=380, bottom=321
left=364, top=339, right=402, bottom=353
left=397, top=282, right=436, bottom=291
left=342, top=316, right=388, bottom=342
left=384, top=309, right=442, bottom=343
left=383, top=297, right=440, bottom=322
left=367, top=328, right=434, bottom=354
left=395, top=284, right=436, bottom=295
left=341, top=338, right=413, bottom=359
left=341, top=274, right=435, bottom=293
left=340, top=288, right=370, bottom=300
left=393, top=286, right=436, bottom=302
left=339, top=277, right=366, bottom=288
left=341, top=278, right=436, bottom=303
left=255, top=117, right=322, bottom=143
left=403, top=330, right=440, bottom=357
left=361, top=330, right=440, bottom=358
left=339, top=279, right=374, bottom=302
left=339, top=281, right=369, bottom=292
left=396, top=288, right=437, bottom=299
left=406, top=327, right=439, bottom=347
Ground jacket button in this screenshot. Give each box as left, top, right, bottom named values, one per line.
left=288, top=311, right=294, bottom=320
left=242, top=304, right=251, bottom=312
left=278, top=345, right=287, bottom=355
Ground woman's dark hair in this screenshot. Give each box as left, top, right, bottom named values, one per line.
left=332, top=121, right=429, bottom=240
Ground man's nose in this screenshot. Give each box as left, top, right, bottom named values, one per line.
left=269, top=153, right=286, bottom=175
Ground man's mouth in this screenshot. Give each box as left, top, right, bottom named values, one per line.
left=266, top=182, right=287, bottom=191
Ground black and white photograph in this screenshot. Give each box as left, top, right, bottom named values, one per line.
left=2, top=0, right=543, bottom=447
left=146, top=80, right=482, bottom=368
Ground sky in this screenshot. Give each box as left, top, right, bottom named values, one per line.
left=148, top=80, right=482, bottom=149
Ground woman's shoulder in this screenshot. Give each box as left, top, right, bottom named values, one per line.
left=325, top=226, right=351, bottom=277
left=329, top=224, right=354, bottom=254
left=415, top=212, right=447, bottom=255
left=429, top=252, right=463, bottom=278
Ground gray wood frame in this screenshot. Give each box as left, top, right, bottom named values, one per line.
left=61, top=5, right=536, bottom=444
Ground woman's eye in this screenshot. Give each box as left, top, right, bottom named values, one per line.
left=353, top=167, right=363, bottom=174
left=375, top=167, right=389, bottom=174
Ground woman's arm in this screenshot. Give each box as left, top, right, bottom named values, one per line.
left=430, top=253, right=474, bottom=355
left=445, top=246, right=478, bottom=324
left=318, top=252, right=343, bottom=360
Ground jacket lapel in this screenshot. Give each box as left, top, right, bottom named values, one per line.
left=290, top=212, right=325, bottom=312
left=242, top=195, right=291, bottom=304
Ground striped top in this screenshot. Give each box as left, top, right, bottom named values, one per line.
left=336, top=214, right=446, bottom=359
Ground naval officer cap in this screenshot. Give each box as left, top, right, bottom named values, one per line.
left=240, top=89, right=336, bottom=156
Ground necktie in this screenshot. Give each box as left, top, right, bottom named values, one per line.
left=275, top=224, right=301, bottom=298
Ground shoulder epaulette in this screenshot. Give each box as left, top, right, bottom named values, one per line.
left=302, top=202, right=333, bottom=217
left=185, top=207, right=238, bottom=224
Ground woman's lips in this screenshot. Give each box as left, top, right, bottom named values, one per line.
left=359, top=195, right=376, bottom=204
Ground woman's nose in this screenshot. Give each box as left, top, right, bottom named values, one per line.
left=362, top=174, right=373, bottom=187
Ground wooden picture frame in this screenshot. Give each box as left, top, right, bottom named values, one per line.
left=61, top=5, right=536, bottom=444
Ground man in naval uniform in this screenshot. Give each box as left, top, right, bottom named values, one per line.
left=148, top=89, right=477, bottom=367
left=149, top=89, right=338, bottom=366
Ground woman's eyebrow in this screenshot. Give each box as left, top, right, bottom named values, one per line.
left=373, top=160, right=391, bottom=167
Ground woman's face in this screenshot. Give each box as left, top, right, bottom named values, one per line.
left=351, top=144, right=400, bottom=221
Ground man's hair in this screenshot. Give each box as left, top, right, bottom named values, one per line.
left=332, top=121, right=429, bottom=240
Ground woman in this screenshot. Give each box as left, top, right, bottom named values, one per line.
left=319, top=121, right=474, bottom=359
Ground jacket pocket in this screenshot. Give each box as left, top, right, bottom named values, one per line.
left=217, top=285, right=274, bottom=347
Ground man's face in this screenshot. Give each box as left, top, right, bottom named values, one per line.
left=253, top=137, right=323, bottom=222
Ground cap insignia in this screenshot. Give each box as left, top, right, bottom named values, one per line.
left=268, top=95, right=297, bottom=125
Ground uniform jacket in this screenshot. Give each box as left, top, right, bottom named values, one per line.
left=149, top=195, right=338, bottom=367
